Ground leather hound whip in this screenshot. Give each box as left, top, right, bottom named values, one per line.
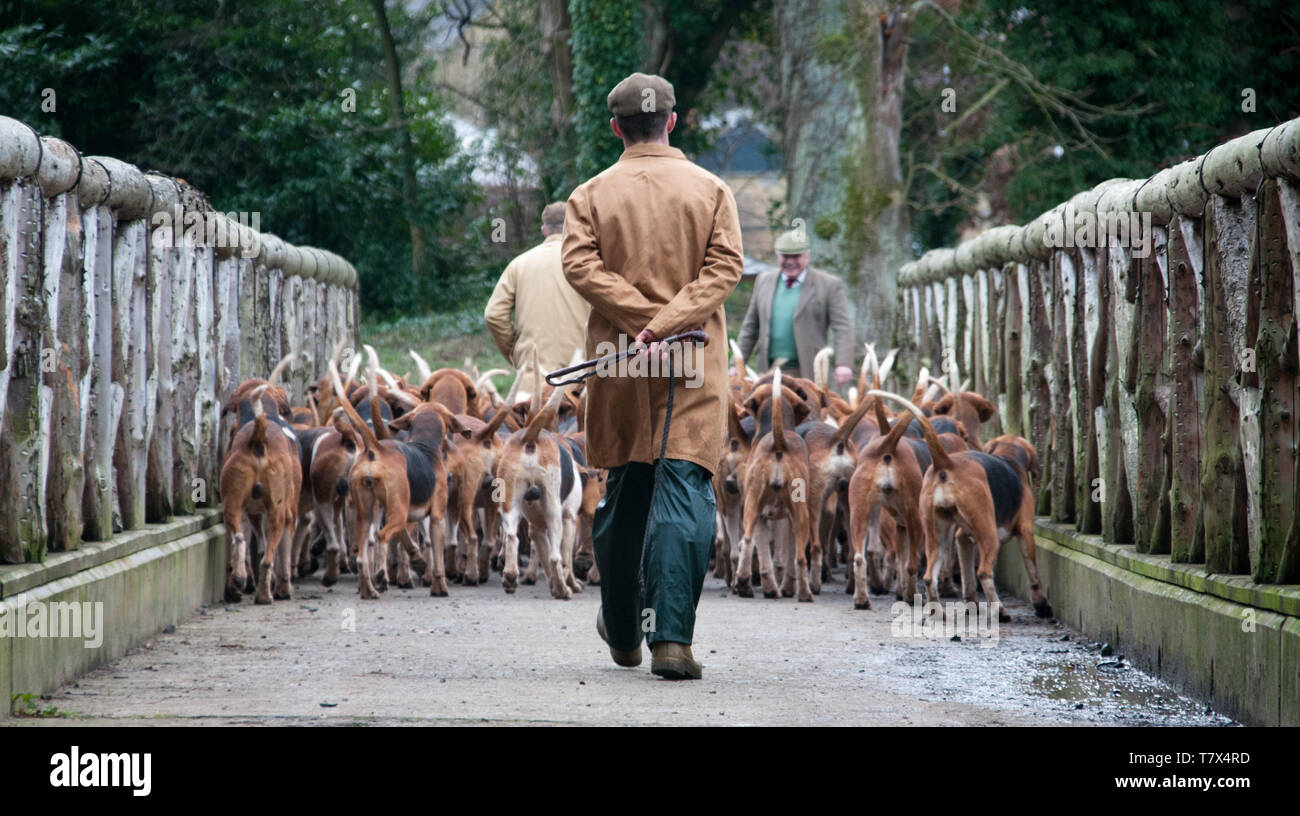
left=546, top=329, right=709, bottom=606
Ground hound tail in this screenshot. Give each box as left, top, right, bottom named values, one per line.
left=408, top=349, right=433, bottom=383
left=249, top=384, right=270, bottom=452
left=813, top=346, right=833, bottom=391
left=867, top=389, right=953, bottom=472
left=329, top=358, right=381, bottom=454
left=771, top=366, right=787, bottom=454
left=267, top=354, right=293, bottom=387
left=521, top=383, right=567, bottom=446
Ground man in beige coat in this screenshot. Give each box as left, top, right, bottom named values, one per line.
left=563, top=72, right=744, bottom=680
left=484, top=202, right=591, bottom=390
left=737, top=230, right=856, bottom=385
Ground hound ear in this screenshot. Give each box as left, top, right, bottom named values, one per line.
left=430, top=403, right=473, bottom=438
left=791, top=392, right=812, bottom=426
left=388, top=412, right=412, bottom=431
left=966, top=393, right=997, bottom=422
left=932, top=394, right=955, bottom=415
left=450, top=414, right=473, bottom=439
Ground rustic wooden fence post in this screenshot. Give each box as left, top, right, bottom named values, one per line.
left=1201, top=192, right=1255, bottom=574
left=1257, top=123, right=1300, bottom=582
left=1253, top=178, right=1298, bottom=582
left=93, top=156, right=155, bottom=534
left=1167, top=213, right=1205, bottom=563
left=145, top=174, right=179, bottom=523
left=78, top=160, right=118, bottom=543
left=38, top=137, right=88, bottom=552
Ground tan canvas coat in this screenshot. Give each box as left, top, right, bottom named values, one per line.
left=562, top=142, right=744, bottom=474
left=484, top=233, right=591, bottom=388
left=736, top=265, right=856, bottom=381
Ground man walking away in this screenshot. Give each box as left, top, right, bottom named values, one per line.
left=485, top=202, right=591, bottom=391
left=563, top=73, right=744, bottom=679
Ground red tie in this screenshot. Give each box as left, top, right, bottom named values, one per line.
left=784, top=275, right=798, bottom=289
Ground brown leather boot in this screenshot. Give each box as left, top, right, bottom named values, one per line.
left=650, top=642, right=703, bottom=680
left=597, top=606, right=642, bottom=667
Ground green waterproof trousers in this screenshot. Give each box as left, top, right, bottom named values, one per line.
left=593, top=459, right=716, bottom=650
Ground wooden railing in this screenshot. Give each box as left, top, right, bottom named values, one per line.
left=0, top=116, right=359, bottom=564
left=896, top=117, right=1300, bottom=584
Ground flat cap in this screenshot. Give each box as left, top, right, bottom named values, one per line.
left=774, top=229, right=810, bottom=254
left=607, top=72, right=675, bottom=117
left=541, top=201, right=566, bottom=227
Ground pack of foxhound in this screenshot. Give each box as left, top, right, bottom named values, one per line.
left=219, top=339, right=1051, bottom=624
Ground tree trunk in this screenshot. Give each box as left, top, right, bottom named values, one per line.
left=370, top=0, right=427, bottom=274
left=776, top=0, right=911, bottom=350
left=539, top=0, right=574, bottom=134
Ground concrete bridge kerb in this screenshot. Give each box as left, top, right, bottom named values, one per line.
left=902, top=114, right=1300, bottom=283
left=0, top=114, right=358, bottom=288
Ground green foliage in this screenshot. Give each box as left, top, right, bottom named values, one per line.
left=0, top=0, right=501, bottom=320
left=568, top=0, right=644, bottom=178
left=12, top=692, right=67, bottom=718
left=906, top=0, right=1300, bottom=248
left=476, top=0, right=580, bottom=200
left=980, top=0, right=1234, bottom=216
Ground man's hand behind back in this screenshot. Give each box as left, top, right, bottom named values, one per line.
left=636, top=326, right=707, bottom=360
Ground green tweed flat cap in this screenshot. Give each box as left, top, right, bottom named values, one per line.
left=774, top=229, right=810, bottom=254
left=607, top=72, right=676, bottom=117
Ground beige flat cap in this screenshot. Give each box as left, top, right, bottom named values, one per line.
left=774, top=229, right=810, bottom=254
left=607, top=72, right=675, bottom=117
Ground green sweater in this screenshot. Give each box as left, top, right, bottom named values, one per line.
left=769, top=279, right=800, bottom=366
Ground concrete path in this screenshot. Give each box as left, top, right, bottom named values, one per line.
left=18, top=567, right=1234, bottom=726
